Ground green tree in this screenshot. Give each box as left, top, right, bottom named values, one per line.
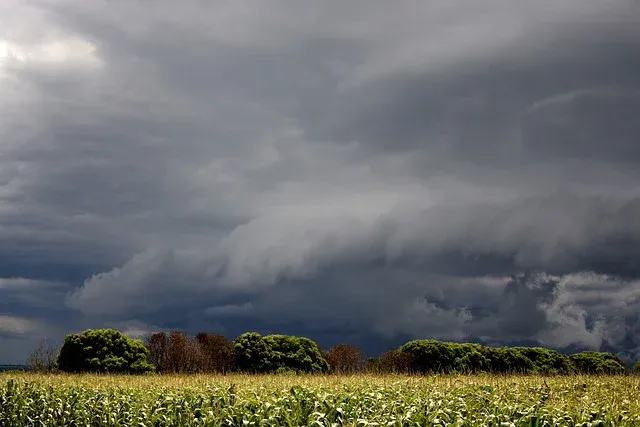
left=233, top=332, right=329, bottom=373
left=487, top=347, right=534, bottom=374
left=633, top=360, right=640, bottom=374
left=233, top=332, right=271, bottom=373
left=515, top=347, right=574, bottom=374
left=399, top=339, right=457, bottom=373
left=57, top=328, right=154, bottom=374
left=570, top=351, right=626, bottom=374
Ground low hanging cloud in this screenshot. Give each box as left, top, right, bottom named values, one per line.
left=1, top=0, right=640, bottom=363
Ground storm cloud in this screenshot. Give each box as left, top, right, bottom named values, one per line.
left=1, top=0, right=640, bottom=364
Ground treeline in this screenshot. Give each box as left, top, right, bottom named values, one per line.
left=144, top=331, right=630, bottom=375
left=27, top=328, right=639, bottom=375
left=145, top=331, right=329, bottom=374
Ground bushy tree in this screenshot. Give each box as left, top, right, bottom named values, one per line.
left=633, top=360, right=640, bottom=375
left=399, top=340, right=494, bottom=374
left=399, top=340, right=458, bottom=373
left=324, top=344, right=366, bottom=373
left=233, top=332, right=271, bottom=373
left=233, top=332, right=329, bottom=373
left=399, top=340, right=577, bottom=374
left=487, top=347, right=534, bottom=374
left=570, top=351, right=626, bottom=374
left=57, top=328, right=154, bottom=374
left=452, top=343, right=490, bottom=373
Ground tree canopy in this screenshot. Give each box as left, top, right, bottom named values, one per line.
left=46, top=327, right=635, bottom=376
left=234, top=332, right=329, bottom=373
left=57, top=328, right=154, bottom=374
left=398, top=339, right=626, bottom=374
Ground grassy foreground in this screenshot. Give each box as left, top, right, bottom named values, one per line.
left=2, top=373, right=640, bottom=426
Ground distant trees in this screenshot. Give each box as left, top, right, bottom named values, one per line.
left=234, top=332, right=330, bottom=373
left=57, top=329, right=154, bottom=374
left=26, top=339, right=59, bottom=372
left=145, top=331, right=236, bottom=373
left=505, top=346, right=574, bottom=374
left=366, top=349, right=413, bottom=373
left=40, top=327, right=636, bottom=375
left=398, top=340, right=494, bottom=374
left=324, top=344, right=366, bottom=373
left=165, top=331, right=205, bottom=373
left=570, top=351, right=626, bottom=374
left=196, top=332, right=235, bottom=373
left=146, top=332, right=169, bottom=371
left=395, top=340, right=626, bottom=375
left=487, top=347, right=534, bottom=374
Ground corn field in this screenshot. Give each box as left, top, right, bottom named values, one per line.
left=2, top=373, right=640, bottom=426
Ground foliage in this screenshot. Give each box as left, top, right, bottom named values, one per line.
left=570, top=351, right=627, bottom=374
left=145, top=332, right=169, bottom=371
left=634, top=360, right=640, bottom=374
left=164, top=331, right=205, bottom=373
left=195, top=332, right=235, bottom=373
left=146, top=331, right=230, bottom=373
left=486, top=346, right=534, bottom=373
left=365, top=349, right=413, bottom=373
left=324, top=344, right=366, bottom=373
left=233, top=332, right=271, bottom=373
left=134, top=328, right=637, bottom=376
left=234, top=332, right=329, bottom=373
left=57, top=329, right=154, bottom=374
left=510, top=347, right=574, bottom=374
left=398, top=340, right=617, bottom=374
left=2, top=373, right=640, bottom=426
left=399, top=340, right=495, bottom=373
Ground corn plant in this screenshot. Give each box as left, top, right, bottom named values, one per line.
left=1, top=373, right=639, bottom=426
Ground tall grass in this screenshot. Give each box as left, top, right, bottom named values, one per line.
left=2, top=373, right=639, bottom=426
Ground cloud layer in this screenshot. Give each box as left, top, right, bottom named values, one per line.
left=1, top=0, right=639, bottom=363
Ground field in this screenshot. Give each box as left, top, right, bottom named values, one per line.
left=2, top=373, right=640, bottom=426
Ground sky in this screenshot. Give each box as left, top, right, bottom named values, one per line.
left=1, top=0, right=640, bottom=365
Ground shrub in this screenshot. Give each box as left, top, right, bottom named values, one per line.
left=633, top=360, right=640, bottom=374
left=57, top=328, right=154, bottom=374
left=233, top=332, right=329, bottom=373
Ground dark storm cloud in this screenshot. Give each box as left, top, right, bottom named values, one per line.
left=1, top=0, right=640, bottom=363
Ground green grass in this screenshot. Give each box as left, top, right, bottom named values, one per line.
left=2, top=373, right=640, bottom=426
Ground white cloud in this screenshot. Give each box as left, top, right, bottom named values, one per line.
left=0, top=315, right=40, bottom=335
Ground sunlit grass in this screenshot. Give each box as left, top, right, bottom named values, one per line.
left=2, top=372, right=640, bottom=425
